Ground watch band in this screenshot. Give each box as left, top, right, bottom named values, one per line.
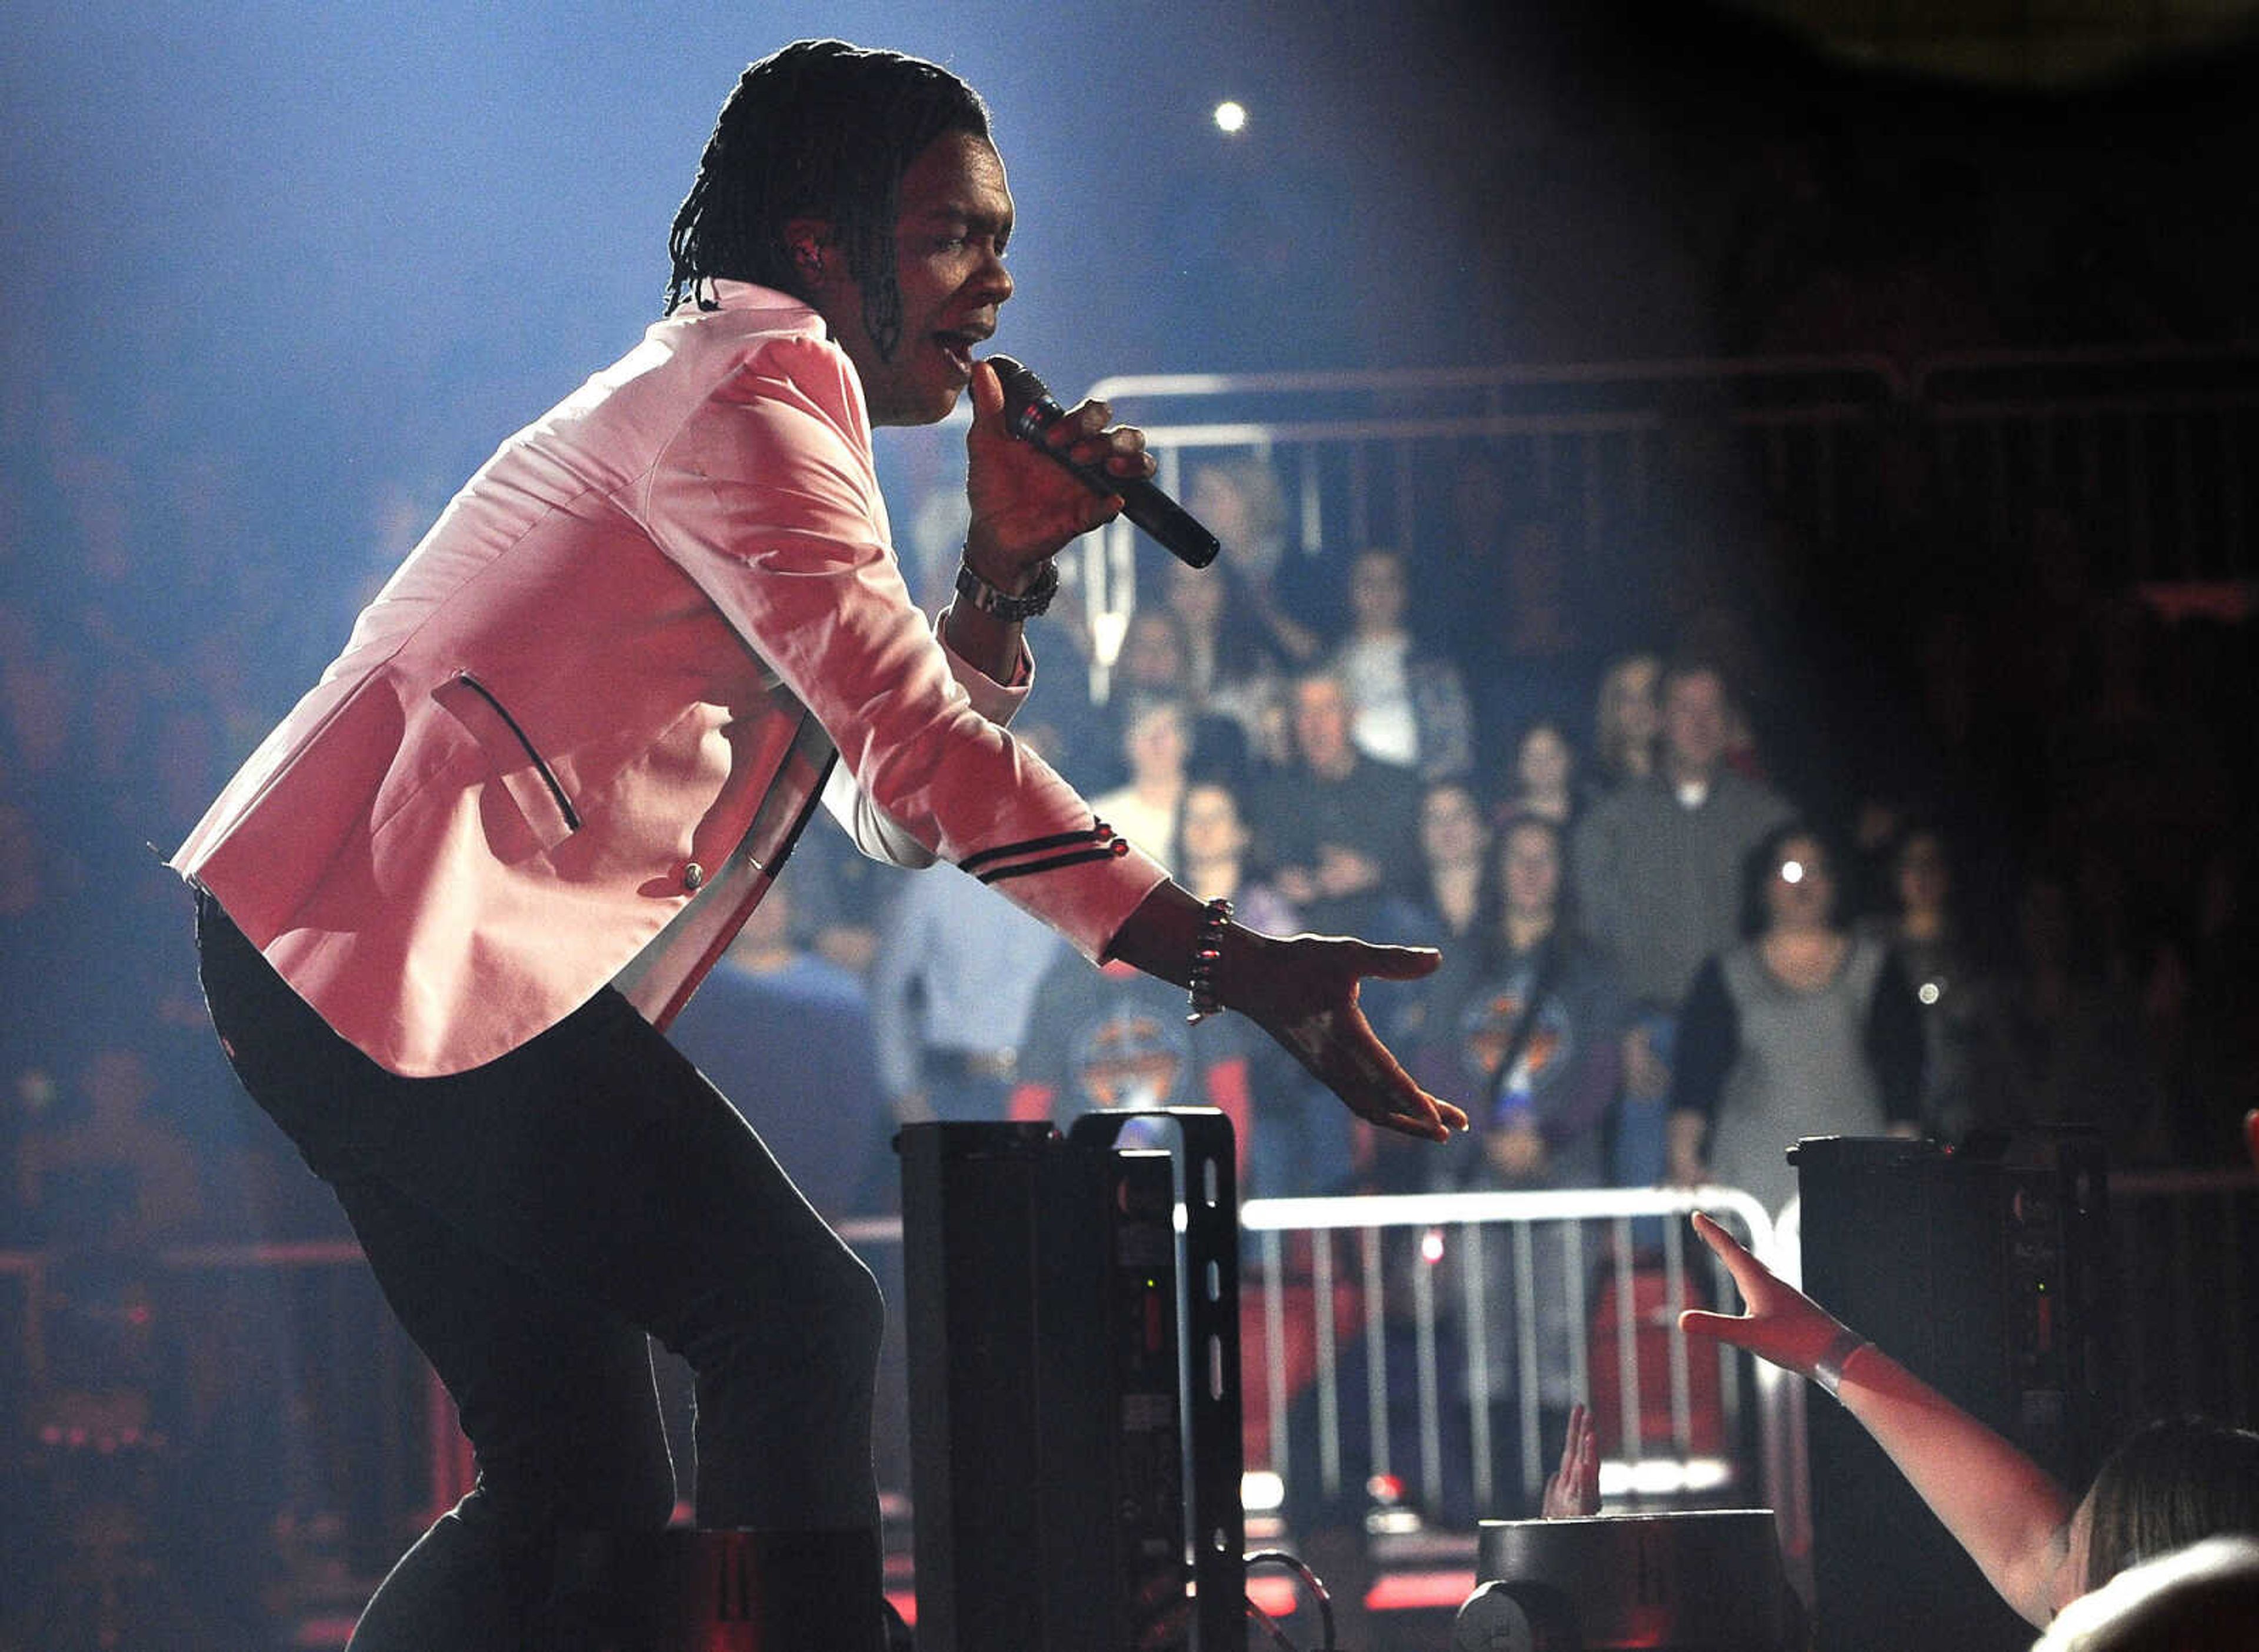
left=954, top=557, right=1059, bottom=622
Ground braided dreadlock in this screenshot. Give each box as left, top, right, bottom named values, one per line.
left=665, top=40, right=991, bottom=362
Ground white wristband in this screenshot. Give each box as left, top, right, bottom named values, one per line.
left=1811, top=1327, right=1871, bottom=1400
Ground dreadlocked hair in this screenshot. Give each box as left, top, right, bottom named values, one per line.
left=665, top=39, right=991, bottom=361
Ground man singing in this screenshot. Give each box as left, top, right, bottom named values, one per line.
left=174, top=39, right=1464, bottom=1650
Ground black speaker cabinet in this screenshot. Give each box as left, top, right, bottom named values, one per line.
left=898, top=1111, right=1243, bottom=1652
left=1792, top=1131, right=2115, bottom=1652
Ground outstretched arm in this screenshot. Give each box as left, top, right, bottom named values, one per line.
left=1678, top=1211, right=2082, bottom=1627
left=1104, top=881, right=1467, bottom=1142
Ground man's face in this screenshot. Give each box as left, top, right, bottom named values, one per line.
left=813, top=129, right=1015, bottom=427
left=1662, top=670, right=1729, bottom=778
left=1292, top=678, right=1352, bottom=770
left=1348, top=552, right=1407, bottom=631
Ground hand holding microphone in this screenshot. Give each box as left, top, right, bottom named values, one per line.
left=986, top=355, right=1221, bottom=569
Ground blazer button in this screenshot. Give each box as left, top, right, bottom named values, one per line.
left=682, top=861, right=705, bottom=892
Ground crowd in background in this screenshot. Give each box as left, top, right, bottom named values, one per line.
left=4, top=437, right=2258, bottom=1258
left=3, top=366, right=2257, bottom=1652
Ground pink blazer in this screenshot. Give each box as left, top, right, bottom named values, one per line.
left=172, top=283, right=1165, bottom=1077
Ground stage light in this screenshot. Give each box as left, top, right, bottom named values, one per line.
left=1213, top=100, right=1247, bottom=135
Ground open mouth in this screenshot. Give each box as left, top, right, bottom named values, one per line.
left=933, top=330, right=984, bottom=376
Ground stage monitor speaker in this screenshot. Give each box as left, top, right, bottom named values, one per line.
left=898, top=1110, right=1243, bottom=1652
left=1792, top=1130, right=2115, bottom=1652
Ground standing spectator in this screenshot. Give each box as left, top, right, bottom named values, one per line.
left=1667, top=823, right=1924, bottom=1216
left=1371, top=780, right=1495, bottom=1054
left=1501, top=718, right=1584, bottom=831
left=1572, top=658, right=1793, bottom=1183
left=1185, top=458, right=1323, bottom=668
left=1414, top=814, right=1627, bottom=1503
left=867, top=867, right=1066, bottom=1126
left=1157, top=557, right=1284, bottom=780
left=1149, top=778, right=1325, bottom=1196
left=1090, top=698, right=1191, bottom=874
left=1591, top=652, right=1662, bottom=795
left=665, top=882, right=891, bottom=1220
left=1859, top=821, right=1995, bottom=1144
left=1007, top=952, right=1284, bottom=1187
left=1176, top=780, right=1299, bottom=941
left=1248, top=670, right=1426, bottom=937
left=1422, top=815, right=1625, bottom=1197
left=1332, top=547, right=1476, bottom=783
left=1403, top=781, right=1494, bottom=949
left=1077, top=605, right=1247, bottom=795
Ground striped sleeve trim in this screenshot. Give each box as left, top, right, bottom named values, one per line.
left=959, top=818, right=1132, bottom=884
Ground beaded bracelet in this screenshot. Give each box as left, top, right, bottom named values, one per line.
left=1185, top=897, right=1233, bottom=1025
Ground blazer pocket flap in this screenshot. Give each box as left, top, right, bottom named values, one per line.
left=431, top=673, right=579, bottom=852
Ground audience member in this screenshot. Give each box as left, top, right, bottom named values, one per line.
left=1422, top=815, right=1625, bottom=1197
left=1247, top=669, right=1427, bottom=937
left=771, top=797, right=903, bottom=977
left=1572, top=659, right=1794, bottom=1183
left=1680, top=1212, right=2259, bottom=1631
left=1156, top=557, right=1285, bottom=780
left=1362, top=779, right=1497, bottom=1103
left=1154, top=777, right=1338, bottom=1195
left=1502, top=717, right=1584, bottom=831
left=866, top=868, right=1067, bottom=1127
left=1539, top=1403, right=1603, bottom=1520
left=1590, top=651, right=1662, bottom=794
left=2031, top=1536, right=2259, bottom=1652
left=1401, top=781, right=1495, bottom=951
left=1090, top=697, right=1191, bottom=874
left=1069, top=606, right=1187, bottom=792
left=1859, top=820, right=1995, bottom=1143
left=1007, top=951, right=1289, bottom=1186
left=1667, top=822, right=1924, bottom=1215
left=1176, top=780, right=1299, bottom=940
left=1331, top=547, right=1476, bottom=782
left=664, top=883, right=893, bottom=1219
left=1412, top=815, right=1627, bottom=1503
left=1185, top=458, right=1324, bottom=667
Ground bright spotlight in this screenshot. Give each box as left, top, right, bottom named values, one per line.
left=1214, top=99, right=1248, bottom=134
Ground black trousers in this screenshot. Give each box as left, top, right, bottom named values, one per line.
left=194, top=892, right=885, bottom=1650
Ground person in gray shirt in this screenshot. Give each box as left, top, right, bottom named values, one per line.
left=1570, top=660, right=1792, bottom=1180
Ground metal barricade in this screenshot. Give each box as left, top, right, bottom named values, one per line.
left=1234, top=1187, right=1788, bottom=1545
left=866, top=349, right=2259, bottom=697
left=1069, top=358, right=1905, bottom=693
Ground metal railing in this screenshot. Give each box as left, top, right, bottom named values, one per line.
left=996, top=348, right=2259, bottom=694
left=4, top=1166, right=2250, bottom=1634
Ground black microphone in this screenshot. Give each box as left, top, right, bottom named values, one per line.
left=987, top=355, right=1221, bottom=569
